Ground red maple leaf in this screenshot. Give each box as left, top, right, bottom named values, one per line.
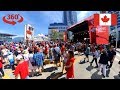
left=26, top=30, right=32, bottom=35
left=101, top=15, right=109, bottom=23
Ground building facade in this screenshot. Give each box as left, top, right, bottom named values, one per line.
left=0, top=33, right=16, bottom=42
left=48, top=23, right=68, bottom=40
left=48, top=11, right=77, bottom=40
left=108, top=11, right=120, bottom=41
left=63, top=11, right=77, bottom=26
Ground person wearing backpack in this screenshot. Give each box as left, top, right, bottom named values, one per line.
left=53, top=44, right=61, bottom=69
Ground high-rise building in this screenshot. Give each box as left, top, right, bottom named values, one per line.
left=63, top=11, right=77, bottom=26
left=48, top=11, right=77, bottom=40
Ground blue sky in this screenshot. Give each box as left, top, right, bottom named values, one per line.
left=0, top=11, right=98, bottom=37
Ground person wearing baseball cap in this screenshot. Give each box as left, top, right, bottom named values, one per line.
left=16, top=55, right=23, bottom=61
left=14, top=55, right=29, bottom=79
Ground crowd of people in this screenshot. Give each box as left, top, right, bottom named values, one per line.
left=0, top=41, right=75, bottom=79
left=0, top=40, right=119, bottom=79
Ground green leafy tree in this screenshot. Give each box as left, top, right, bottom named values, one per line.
left=59, top=32, right=64, bottom=40
left=51, top=29, right=59, bottom=40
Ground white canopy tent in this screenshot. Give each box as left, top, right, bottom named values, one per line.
left=34, top=34, right=50, bottom=41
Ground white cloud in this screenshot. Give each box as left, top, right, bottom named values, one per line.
left=13, top=34, right=24, bottom=39
left=0, top=29, right=10, bottom=34
left=41, top=11, right=63, bottom=23
left=77, top=11, right=99, bottom=22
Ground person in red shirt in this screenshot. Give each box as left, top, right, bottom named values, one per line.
left=44, top=45, right=49, bottom=59
left=0, top=55, right=4, bottom=77
left=61, top=43, right=65, bottom=54
left=65, top=51, right=75, bottom=79
left=14, top=55, right=29, bottom=79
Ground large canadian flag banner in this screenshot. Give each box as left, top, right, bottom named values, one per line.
left=94, top=14, right=117, bottom=26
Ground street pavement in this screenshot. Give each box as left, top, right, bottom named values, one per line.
left=1, top=51, right=120, bottom=79
left=116, top=48, right=120, bottom=53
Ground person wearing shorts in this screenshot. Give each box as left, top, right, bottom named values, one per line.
left=33, top=48, right=44, bottom=75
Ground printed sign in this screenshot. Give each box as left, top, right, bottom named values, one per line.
left=25, top=24, right=34, bottom=41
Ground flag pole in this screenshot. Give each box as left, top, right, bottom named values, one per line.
left=115, top=25, right=118, bottom=49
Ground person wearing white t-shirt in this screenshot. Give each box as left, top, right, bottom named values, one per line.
left=1, top=46, right=9, bottom=65
left=23, top=48, right=29, bottom=61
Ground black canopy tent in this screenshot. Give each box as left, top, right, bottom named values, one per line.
left=67, top=21, right=90, bottom=43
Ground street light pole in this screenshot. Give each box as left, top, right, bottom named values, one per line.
left=115, top=25, right=118, bottom=49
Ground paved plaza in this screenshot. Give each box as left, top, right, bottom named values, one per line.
left=1, top=50, right=120, bottom=79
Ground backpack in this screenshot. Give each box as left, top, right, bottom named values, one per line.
left=53, top=49, right=61, bottom=57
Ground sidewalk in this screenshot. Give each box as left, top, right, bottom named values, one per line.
left=116, top=48, right=120, bottom=53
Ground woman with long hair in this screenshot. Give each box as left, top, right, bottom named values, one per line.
left=65, top=50, right=75, bottom=79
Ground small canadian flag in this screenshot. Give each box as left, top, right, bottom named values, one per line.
left=94, top=14, right=117, bottom=26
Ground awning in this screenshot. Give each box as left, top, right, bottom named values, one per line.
left=67, top=21, right=89, bottom=33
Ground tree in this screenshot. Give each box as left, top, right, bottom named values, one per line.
left=51, top=29, right=59, bottom=40
left=59, top=32, right=64, bottom=40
